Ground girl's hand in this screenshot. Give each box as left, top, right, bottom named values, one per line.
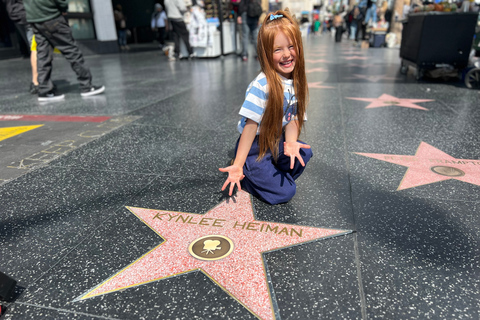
left=219, top=165, right=245, bottom=196
left=283, top=141, right=311, bottom=169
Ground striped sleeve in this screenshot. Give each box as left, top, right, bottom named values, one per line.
left=238, top=76, right=267, bottom=124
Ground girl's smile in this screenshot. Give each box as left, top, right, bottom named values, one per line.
left=272, top=31, right=296, bottom=78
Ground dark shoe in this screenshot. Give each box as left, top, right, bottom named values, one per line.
left=38, top=91, right=65, bottom=102
left=81, top=85, right=105, bottom=97
left=29, top=83, right=38, bottom=95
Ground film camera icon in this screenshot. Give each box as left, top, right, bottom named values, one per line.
left=188, top=235, right=234, bottom=261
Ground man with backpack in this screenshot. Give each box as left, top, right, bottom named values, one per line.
left=237, top=0, right=262, bottom=61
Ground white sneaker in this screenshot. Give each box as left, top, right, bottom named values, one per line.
left=81, top=85, right=105, bottom=97
left=38, top=91, right=65, bottom=102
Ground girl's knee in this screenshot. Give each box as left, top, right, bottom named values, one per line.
left=301, top=147, right=313, bottom=163
left=265, top=185, right=296, bottom=205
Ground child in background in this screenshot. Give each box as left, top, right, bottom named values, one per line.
left=219, top=9, right=312, bottom=205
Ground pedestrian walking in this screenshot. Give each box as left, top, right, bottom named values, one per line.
left=237, top=0, right=262, bottom=61
left=151, top=3, right=168, bottom=50
left=2, top=0, right=38, bottom=94
left=164, top=0, right=194, bottom=61
left=23, top=0, right=105, bottom=101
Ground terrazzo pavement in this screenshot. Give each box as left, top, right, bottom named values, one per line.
left=0, top=35, right=479, bottom=319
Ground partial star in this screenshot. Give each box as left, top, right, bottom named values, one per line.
left=77, top=191, right=349, bottom=320
left=347, top=74, right=397, bottom=82
left=307, top=53, right=327, bottom=57
left=306, top=67, right=328, bottom=73
left=346, top=93, right=434, bottom=110
left=344, top=63, right=377, bottom=68
left=306, top=59, right=331, bottom=63
left=355, top=142, right=480, bottom=190
left=308, top=81, right=335, bottom=89
left=344, top=56, right=368, bottom=60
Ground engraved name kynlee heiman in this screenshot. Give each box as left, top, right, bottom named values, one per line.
left=152, top=213, right=304, bottom=237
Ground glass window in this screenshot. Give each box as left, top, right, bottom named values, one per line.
left=67, top=0, right=95, bottom=40
left=69, top=18, right=95, bottom=39
left=68, top=0, right=92, bottom=13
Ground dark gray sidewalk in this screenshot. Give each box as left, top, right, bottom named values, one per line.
left=0, top=36, right=479, bottom=319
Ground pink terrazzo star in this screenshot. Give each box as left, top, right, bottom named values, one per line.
left=307, top=53, right=327, bottom=57
left=306, top=59, right=331, bottom=63
left=355, top=142, right=480, bottom=190
left=77, top=191, right=349, bottom=320
left=306, top=67, right=328, bottom=73
left=343, top=56, right=368, bottom=60
left=308, top=81, right=335, bottom=89
left=347, top=74, right=397, bottom=82
left=345, top=63, right=377, bottom=68
left=346, top=93, right=434, bottom=110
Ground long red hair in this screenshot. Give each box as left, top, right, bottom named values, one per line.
left=256, top=9, right=308, bottom=160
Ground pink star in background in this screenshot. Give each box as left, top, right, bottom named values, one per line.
left=347, top=74, right=398, bottom=82
left=308, top=81, right=335, bottom=89
left=346, top=94, right=434, bottom=110
left=306, top=67, right=328, bottom=73
left=77, top=191, right=349, bottom=320
left=341, top=50, right=364, bottom=54
left=355, top=142, right=480, bottom=190
left=344, top=56, right=368, bottom=60
left=344, top=63, right=377, bottom=68
left=306, top=59, right=331, bottom=63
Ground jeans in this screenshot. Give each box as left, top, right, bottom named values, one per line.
left=350, top=25, right=357, bottom=40
left=241, top=12, right=258, bottom=58
left=118, top=30, right=127, bottom=47
left=365, top=4, right=377, bottom=25
left=235, top=135, right=313, bottom=205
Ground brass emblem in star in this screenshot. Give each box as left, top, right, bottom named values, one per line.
left=188, top=235, right=234, bottom=261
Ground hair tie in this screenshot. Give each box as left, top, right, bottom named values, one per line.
left=269, top=14, right=283, bottom=21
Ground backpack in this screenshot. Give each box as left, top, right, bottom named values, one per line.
left=247, top=0, right=262, bottom=18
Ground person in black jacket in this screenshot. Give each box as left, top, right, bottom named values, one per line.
left=23, top=0, right=105, bottom=101
left=2, top=0, right=38, bottom=93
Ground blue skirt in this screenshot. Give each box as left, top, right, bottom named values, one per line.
left=235, top=134, right=313, bottom=205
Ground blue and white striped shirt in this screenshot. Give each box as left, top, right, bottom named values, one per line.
left=237, top=72, right=305, bottom=134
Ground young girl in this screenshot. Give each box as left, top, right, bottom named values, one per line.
left=219, top=9, right=312, bottom=205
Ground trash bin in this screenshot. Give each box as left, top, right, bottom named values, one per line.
left=400, top=12, right=479, bottom=78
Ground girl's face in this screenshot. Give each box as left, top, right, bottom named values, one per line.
left=272, top=31, right=296, bottom=79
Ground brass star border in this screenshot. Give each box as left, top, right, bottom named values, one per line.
left=75, top=191, right=351, bottom=320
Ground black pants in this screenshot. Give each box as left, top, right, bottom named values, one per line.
left=156, top=27, right=166, bottom=46
left=32, top=15, right=92, bottom=94
left=335, top=26, right=343, bottom=42
left=170, top=19, right=193, bottom=57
